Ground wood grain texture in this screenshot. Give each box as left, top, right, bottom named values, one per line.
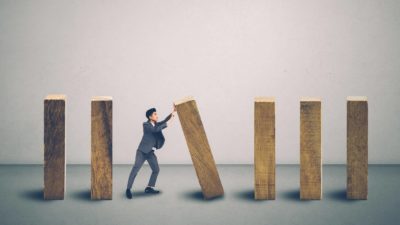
left=254, top=97, right=275, bottom=200
left=300, top=98, right=322, bottom=200
left=174, top=96, right=224, bottom=199
left=91, top=96, right=112, bottom=200
left=347, top=96, right=368, bottom=200
left=44, top=95, right=66, bottom=200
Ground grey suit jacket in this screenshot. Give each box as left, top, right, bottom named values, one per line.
left=137, top=113, right=172, bottom=154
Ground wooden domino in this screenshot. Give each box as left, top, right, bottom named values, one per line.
left=44, top=95, right=66, bottom=200
left=300, top=97, right=322, bottom=200
left=254, top=97, right=276, bottom=200
left=91, top=96, right=113, bottom=200
left=347, top=96, right=368, bottom=200
left=174, top=96, right=224, bottom=199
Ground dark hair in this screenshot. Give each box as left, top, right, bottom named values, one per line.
left=146, top=108, right=156, bottom=120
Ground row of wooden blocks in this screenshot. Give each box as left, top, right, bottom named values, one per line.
left=44, top=95, right=113, bottom=200
left=44, top=95, right=367, bottom=200
left=254, top=96, right=368, bottom=200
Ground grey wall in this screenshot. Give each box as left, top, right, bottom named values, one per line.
left=1, top=0, right=399, bottom=164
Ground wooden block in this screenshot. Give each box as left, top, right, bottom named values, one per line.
left=254, top=97, right=275, bottom=200
left=44, top=95, right=66, bottom=200
left=174, top=96, right=224, bottom=199
left=347, top=96, right=368, bottom=200
left=91, top=96, right=113, bottom=200
left=300, top=97, right=322, bottom=200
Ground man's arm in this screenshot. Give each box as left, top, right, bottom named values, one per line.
left=158, top=113, right=173, bottom=125
left=144, top=122, right=167, bottom=133
left=154, top=104, right=177, bottom=127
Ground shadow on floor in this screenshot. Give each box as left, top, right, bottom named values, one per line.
left=71, top=190, right=91, bottom=201
left=20, top=188, right=45, bottom=202
left=281, top=189, right=301, bottom=201
left=326, top=189, right=364, bottom=202
left=281, top=189, right=356, bottom=202
left=234, top=189, right=275, bottom=202
left=71, top=189, right=163, bottom=201
left=181, top=190, right=224, bottom=202
left=326, top=189, right=347, bottom=201
left=281, top=189, right=325, bottom=202
left=235, top=189, right=255, bottom=201
left=280, top=189, right=320, bottom=202
left=132, top=191, right=162, bottom=198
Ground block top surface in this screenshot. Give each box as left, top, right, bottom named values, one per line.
left=255, top=96, right=275, bottom=102
left=45, top=94, right=66, bottom=100
left=174, top=96, right=195, bottom=105
left=92, top=96, right=112, bottom=101
left=347, top=96, right=367, bottom=101
left=300, top=97, right=321, bottom=102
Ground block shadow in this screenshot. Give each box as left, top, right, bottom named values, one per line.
left=326, top=189, right=365, bottom=202
left=20, top=188, right=45, bottom=202
left=327, top=189, right=347, bottom=201
left=234, top=189, right=275, bottom=202
left=235, top=189, right=255, bottom=201
left=281, top=189, right=318, bottom=202
left=281, top=189, right=301, bottom=201
left=181, top=190, right=224, bottom=202
left=281, top=189, right=325, bottom=202
left=71, top=190, right=91, bottom=201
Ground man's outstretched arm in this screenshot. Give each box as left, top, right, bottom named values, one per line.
left=158, top=104, right=177, bottom=125
left=144, top=122, right=168, bottom=133
left=158, top=113, right=173, bottom=125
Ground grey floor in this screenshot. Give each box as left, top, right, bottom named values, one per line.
left=1, top=165, right=399, bottom=225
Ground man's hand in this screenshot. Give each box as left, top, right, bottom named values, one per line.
left=171, top=103, right=177, bottom=117
left=167, top=103, right=177, bottom=127
left=172, top=103, right=177, bottom=113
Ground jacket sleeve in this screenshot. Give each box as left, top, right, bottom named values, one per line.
left=144, top=122, right=167, bottom=133
left=158, top=113, right=173, bottom=125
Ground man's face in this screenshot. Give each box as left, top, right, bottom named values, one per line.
left=149, top=112, right=158, bottom=122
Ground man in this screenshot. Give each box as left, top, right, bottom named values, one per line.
left=126, top=105, right=176, bottom=199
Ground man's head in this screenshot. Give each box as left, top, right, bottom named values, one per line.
left=146, top=107, right=158, bottom=122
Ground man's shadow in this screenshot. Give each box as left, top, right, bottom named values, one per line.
left=131, top=190, right=162, bottom=198
left=71, top=189, right=160, bottom=201
left=20, top=188, right=164, bottom=201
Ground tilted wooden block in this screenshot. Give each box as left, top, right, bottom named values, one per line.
left=300, top=97, right=322, bottom=200
left=91, top=96, right=113, bottom=200
left=347, top=96, right=368, bottom=200
left=174, top=96, right=224, bottom=199
left=44, top=95, right=66, bottom=200
left=254, top=97, right=276, bottom=200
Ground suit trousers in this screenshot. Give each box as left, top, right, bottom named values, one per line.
left=127, top=149, right=160, bottom=189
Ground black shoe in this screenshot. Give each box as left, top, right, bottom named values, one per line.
left=144, top=186, right=160, bottom=194
left=126, top=189, right=132, bottom=199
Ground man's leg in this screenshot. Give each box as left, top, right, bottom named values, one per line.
left=146, top=150, right=160, bottom=187
left=126, top=150, right=146, bottom=190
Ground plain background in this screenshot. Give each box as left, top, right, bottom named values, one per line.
left=0, top=0, right=399, bottom=164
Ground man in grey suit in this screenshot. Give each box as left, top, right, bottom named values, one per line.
left=126, top=105, right=176, bottom=199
